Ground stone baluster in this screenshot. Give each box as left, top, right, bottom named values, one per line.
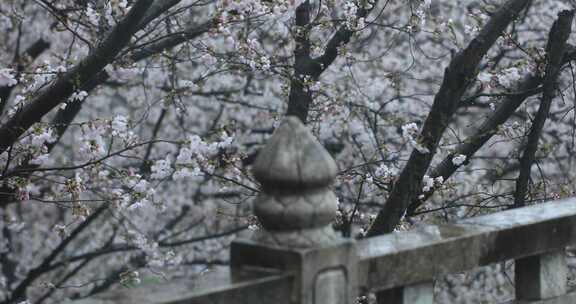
left=515, top=250, right=567, bottom=301
left=231, top=116, right=357, bottom=304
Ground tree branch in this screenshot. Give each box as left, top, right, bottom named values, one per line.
left=0, top=0, right=154, bottom=155
left=137, top=0, right=183, bottom=29
left=286, top=0, right=381, bottom=123
left=365, top=0, right=530, bottom=237
left=129, top=19, right=215, bottom=62
left=513, top=10, right=574, bottom=208
left=2, top=206, right=107, bottom=304
left=405, top=45, right=576, bottom=216
left=314, top=2, right=374, bottom=75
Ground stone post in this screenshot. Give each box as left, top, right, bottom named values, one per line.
left=515, top=250, right=567, bottom=301
left=231, top=117, right=357, bottom=304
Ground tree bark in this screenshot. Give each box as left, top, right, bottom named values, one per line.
left=513, top=10, right=574, bottom=208
left=366, top=0, right=530, bottom=237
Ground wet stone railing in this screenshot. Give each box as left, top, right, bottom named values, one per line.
left=71, top=117, right=576, bottom=304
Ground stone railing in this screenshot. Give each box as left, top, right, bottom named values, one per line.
left=70, top=117, right=576, bottom=304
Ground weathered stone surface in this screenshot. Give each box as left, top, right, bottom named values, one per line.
left=252, top=116, right=337, bottom=189
left=65, top=268, right=293, bottom=304
left=231, top=239, right=357, bottom=304
left=250, top=116, right=339, bottom=247
left=377, top=281, right=433, bottom=304
left=503, top=289, right=576, bottom=303
left=252, top=225, right=341, bottom=248
left=68, top=196, right=576, bottom=304
left=358, top=198, right=576, bottom=292
left=516, top=251, right=567, bottom=300
left=253, top=190, right=337, bottom=231
left=314, top=269, right=347, bottom=304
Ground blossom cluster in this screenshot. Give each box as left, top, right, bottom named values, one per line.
left=402, top=122, right=430, bottom=154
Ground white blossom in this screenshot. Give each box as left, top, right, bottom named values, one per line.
left=86, top=4, right=100, bottom=25
left=30, top=128, right=56, bottom=148
left=111, top=115, right=129, bottom=137
left=0, top=68, right=17, bottom=87
left=151, top=159, right=172, bottom=179
left=119, top=0, right=129, bottom=9
left=29, top=153, right=50, bottom=165
left=13, top=94, right=26, bottom=106
left=69, top=90, right=88, bottom=102
left=375, top=163, right=395, bottom=180
left=402, top=122, right=430, bottom=154
left=497, top=67, right=522, bottom=87
left=434, top=176, right=444, bottom=185
left=259, top=56, right=271, bottom=70
left=172, top=167, right=202, bottom=180
left=477, top=72, right=493, bottom=84
left=422, top=175, right=434, bottom=192
left=452, top=154, right=467, bottom=166
left=80, top=124, right=107, bottom=157
left=104, top=3, right=114, bottom=26
left=179, top=80, right=196, bottom=88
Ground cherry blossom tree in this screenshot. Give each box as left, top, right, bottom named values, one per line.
left=1, top=0, right=576, bottom=303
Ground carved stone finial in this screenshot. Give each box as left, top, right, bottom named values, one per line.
left=251, top=116, right=340, bottom=247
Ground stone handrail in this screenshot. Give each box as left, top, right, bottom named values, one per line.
left=68, top=268, right=293, bottom=304
left=358, top=198, right=576, bottom=302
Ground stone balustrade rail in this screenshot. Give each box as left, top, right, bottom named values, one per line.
left=69, top=117, right=576, bottom=304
